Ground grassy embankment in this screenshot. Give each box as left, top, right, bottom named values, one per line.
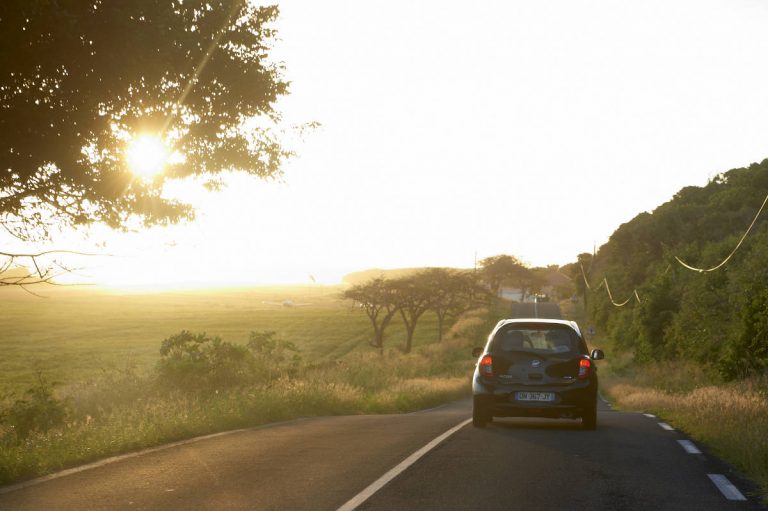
left=0, top=286, right=499, bottom=485
left=561, top=301, right=768, bottom=500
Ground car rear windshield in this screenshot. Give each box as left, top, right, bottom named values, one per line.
left=491, top=323, right=581, bottom=355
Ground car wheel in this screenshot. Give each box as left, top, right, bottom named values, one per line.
left=472, top=396, right=490, bottom=428
left=582, top=401, right=597, bottom=430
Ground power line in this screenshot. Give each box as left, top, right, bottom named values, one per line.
left=579, top=260, right=592, bottom=290
left=674, top=191, right=768, bottom=273
left=601, top=277, right=641, bottom=307
left=578, top=259, right=642, bottom=307
left=577, top=190, right=768, bottom=306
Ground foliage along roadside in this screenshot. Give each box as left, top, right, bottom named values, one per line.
left=0, top=308, right=494, bottom=486
left=565, top=158, right=768, bottom=380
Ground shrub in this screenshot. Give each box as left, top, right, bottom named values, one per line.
left=247, top=330, right=302, bottom=373
left=1, top=374, right=68, bottom=439
left=157, top=331, right=256, bottom=391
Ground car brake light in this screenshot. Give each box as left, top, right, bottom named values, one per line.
left=479, top=355, right=493, bottom=378
left=578, top=358, right=591, bottom=379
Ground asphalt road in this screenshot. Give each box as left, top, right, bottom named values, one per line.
left=510, top=301, right=562, bottom=319
left=1, top=398, right=765, bottom=510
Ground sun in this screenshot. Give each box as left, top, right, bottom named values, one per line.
left=126, top=135, right=169, bottom=180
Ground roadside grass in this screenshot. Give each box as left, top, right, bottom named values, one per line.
left=0, top=341, right=476, bottom=485
left=0, top=287, right=496, bottom=486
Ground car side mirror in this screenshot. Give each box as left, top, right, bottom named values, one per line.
left=472, top=347, right=483, bottom=358
left=591, top=349, right=605, bottom=360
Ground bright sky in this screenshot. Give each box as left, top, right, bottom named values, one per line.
left=9, top=0, right=768, bottom=289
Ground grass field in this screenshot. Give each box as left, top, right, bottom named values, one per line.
left=0, top=284, right=443, bottom=395
left=0, top=284, right=493, bottom=484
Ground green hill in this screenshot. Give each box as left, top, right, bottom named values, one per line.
left=582, top=158, right=768, bottom=379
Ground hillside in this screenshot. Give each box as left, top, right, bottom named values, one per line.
left=582, top=158, right=768, bottom=378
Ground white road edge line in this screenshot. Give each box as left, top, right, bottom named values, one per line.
left=708, top=474, right=747, bottom=501
left=658, top=422, right=675, bottom=431
left=0, top=431, right=245, bottom=495
left=336, top=418, right=472, bottom=511
left=406, top=403, right=449, bottom=415
left=0, top=417, right=309, bottom=496
left=677, top=440, right=702, bottom=454
left=643, top=413, right=656, bottom=418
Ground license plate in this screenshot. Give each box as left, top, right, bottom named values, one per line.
left=515, top=391, right=555, bottom=402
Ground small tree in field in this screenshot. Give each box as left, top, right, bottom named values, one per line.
left=342, top=278, right=400, bottom=354
left=421, top=268, right=482, bottom=341
left=344, top=270, right=487, bottom=353
left=391, top=274, right=433, bottom=353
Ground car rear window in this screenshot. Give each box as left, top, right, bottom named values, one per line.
left=491, top=323, right=581, bottom=355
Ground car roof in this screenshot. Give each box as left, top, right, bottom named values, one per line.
left=493, top=318, right=582, bottom=337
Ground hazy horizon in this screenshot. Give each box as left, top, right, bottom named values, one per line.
left=3, top=0, right=768, bottom=290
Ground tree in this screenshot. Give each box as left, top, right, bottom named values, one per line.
left=342, top=278, right=400, bottom=354
left=515, top=266, right=544, bottom=303
left=0, top=249, right=87, bottom=294
left=479, top=254, right=527, bottom=298
left=0, top=1, right=291, bottom=239
left=421, top=268, right=481, bottom=341
left=568, top=252, right=594, bottom=307
left=391, top=274, right=433, bottom=353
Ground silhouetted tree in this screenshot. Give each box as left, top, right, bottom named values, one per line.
left=420, top=268, right=481, bottom=341
left=479, top=254, right=537, bottom=300
left=391, top=274, right=433, bottom=353
left=0, top=1, right=291, bottom=238
left=342, top=278, right=400, bottom=353
left=479, top=255, right=524, bottom=297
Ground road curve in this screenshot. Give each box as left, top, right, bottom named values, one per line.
left=0, top=399, right=765, bottom=510
left=0, top=401, right=470, bottom=511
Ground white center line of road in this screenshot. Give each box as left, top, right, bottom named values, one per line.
left=658, top=422, right=675, bottom=431
left=336, top=418, right=472, bottom=511
left=677, top=440, right=702, bottom=454
left=708, top=474, right=747, bottom=501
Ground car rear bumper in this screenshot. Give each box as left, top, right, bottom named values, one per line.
left=473, top=377, right=597, bottom=419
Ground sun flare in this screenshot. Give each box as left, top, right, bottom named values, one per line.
left=126, top=135, right=169, bottom=180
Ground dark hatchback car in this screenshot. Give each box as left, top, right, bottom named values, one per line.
left=472, top=319, right=604, bottom=429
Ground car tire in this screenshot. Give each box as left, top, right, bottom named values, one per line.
left=472, top=396, right=490, bottom=428
left=582, top=401, right=597, bottom=430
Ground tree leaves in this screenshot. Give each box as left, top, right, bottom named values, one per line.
left=0, top=1, right=290, bottom=237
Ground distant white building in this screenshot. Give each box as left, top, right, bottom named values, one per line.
left=500, top=287, right=526, bottom=302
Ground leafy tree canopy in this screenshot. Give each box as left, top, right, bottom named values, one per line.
left=581, top=158, right=768, bottom=378
left=0, top=1, right=290, bottom=239
left=479, top=254, right=529, bottom=296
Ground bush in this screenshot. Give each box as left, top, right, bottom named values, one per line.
left=1, top=375, right=68, bottom=439
left=157, top=331, right=257, bottom=391
left=247, top=330, right=301, bottom=371
left=157, top=330, right=304, bottom=391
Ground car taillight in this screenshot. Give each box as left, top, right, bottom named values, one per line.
left=479, top=355, right=493, bottom=378
left=578, top=358, right=591, bottom=379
